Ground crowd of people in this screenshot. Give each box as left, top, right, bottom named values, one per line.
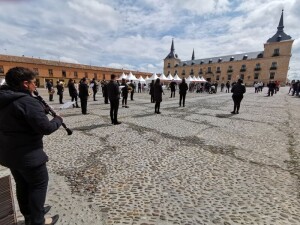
left=288, top=80, right=300, bottom=97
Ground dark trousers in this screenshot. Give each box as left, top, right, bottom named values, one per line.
left=58, top=94, right=63, bottom=104
left=71, top=95, right=79, bottom=107
left=93, top=91, right=97, bottom=100
left=171, top=90, right=175, bottom=98
left=49, top=94, right=53, bottom=101
left=179, top=93, right=186, bottom=107
left=110, top=100, right=119, bottom=123
left=232, top=95, right=243, bottom=113
left=151, top=94, right=154, bottom=103
left=268, top=89, right=274, bottom=96
left=155, top=102, right=161, bottom=113
left=80, top=97, right=88, bottom=114
left=104, top=94, right=108, bottom=104
left=138, top=87, right=141, bottom=93
left=10, top=164, right=48, bottom=225
left=130, top=91, right=134, bottom=100
left=122, top=95, right=128, bottom=106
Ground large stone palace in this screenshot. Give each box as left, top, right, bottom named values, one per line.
left=0, top=56, right=151, bottom=88
left=163, top=10, right=293, bottom=86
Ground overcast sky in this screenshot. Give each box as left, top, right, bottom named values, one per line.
left=0, top=0, right=299, bottom=80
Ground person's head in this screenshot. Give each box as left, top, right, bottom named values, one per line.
left=111, top=74, right=116, bottom=80
left=182, top=78, right=186, bottom=83
left=122, top=78, right=125, bottom=83
left=237, top=79, right=243, bottom=84
left=82, top=77, right=87, bottom=83
left=5, top=67, right=37, bottom=92
left=155, top=78, right=160, bottom=85
left=68, top=78, right=73, bottom=84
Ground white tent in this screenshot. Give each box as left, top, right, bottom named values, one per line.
left=185, top=75, right=195, bottom=83
left=194, top=76, right=201, bottom=82
left=117, top=72, right=127, bottom=80
left=127, top=72, right=138, bottom=81
left=138, top=76, right=146, bottom=83
left=167, top=73, right=174, bottom=80
left=199, top=77, right=207, bottom=82
left=173, top=74, right=182, bottom=81
left=148, top=73, right=159, bottom=80
left=159, top=73, right=169, bottom=81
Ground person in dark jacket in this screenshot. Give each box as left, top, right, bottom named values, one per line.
left=267, top=80, right=276, bottom=96
left=56, top=81, right=64, bottom=104
left=67, top=79, right=80, bottom=108
left=46, top=80, right=54, bottom=101
left=107, top=74, right=121, bottom=125
left=121, top=78, right=129, bottom=108
left=0, top=67, right=62, bottom=225
left=129, top=80, right=135, bottom=100
left=179, top=78, right=188, bottom=107
left=149, top=80, right=155, bottom=103
left=169, top=79, right=177, bottom=98
left=79, top=78, right=89, bottom=115
left=90, top=78, right=98, bottom=101
left=231, top=79, right=246, bottom=114
left=153, top=78, right=163, bottom=114
left=226, top=81, right=230, bottom=93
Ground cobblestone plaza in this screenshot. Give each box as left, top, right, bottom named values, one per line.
left=1, top=87, right=300, bottom=225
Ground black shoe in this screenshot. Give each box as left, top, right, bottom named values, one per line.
left=122, top=105, right=125, bottom=107
left=94, top=99, right=98, bottom=101
left=125, top=106, right=129, bottom=108
left=236, top=111, right=239, bottom=114
left=45, top=214, right=59, bottom=225
left=231, top=111, right=236, bottom=114
left=156, top=112, right=161, bottom=114
left=44, top=205, right=51, bottom=215
left=114, top=121, right=122, bottom=125
left=83, top=113, right=89, bottom=115
left=24, top=206, right=52, bottom=225
left=76, top=106, right=81, bottom=108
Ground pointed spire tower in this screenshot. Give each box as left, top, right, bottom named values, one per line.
left=267, top=9, right=292, bottom=43
left=191, top=49, right=195, bottom=60
left=165, top=39, right=178, bottom=59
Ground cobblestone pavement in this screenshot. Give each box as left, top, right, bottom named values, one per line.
left=1, top=87, right=300, bottom=225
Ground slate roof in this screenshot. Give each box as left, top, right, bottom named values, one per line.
left=179, top=51, right=263, bottom=66
left=267, top=10, right=292, bottom=43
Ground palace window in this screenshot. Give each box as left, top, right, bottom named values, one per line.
left=254, top=63, right=261, bottom=71
left=62, top=70, right=66, bottom=78
left=227, top=66, right=233, bottom=73
left=102, top=74, right=105, bottom=80
left=85, top=72, right=88, bottom=78
left=216, top=75, right=220, bottom=81
left=240, top=65, right=246, bottom=72
left=273, top=48, right=280, bottom=57
left=94, top=73, right=98, bottom=79
left=216, top=67, right=221, bottom=73
left=190, top=69, right=194, bottom=75
left=175, top=70, right=177, bottom=74
left=207, top=67, right=212, bottom=73
left=254, top=73, right=259, bottom=80
left=182, top=70, right=185, bottom=75
left=167, top=63, right=170, bottom=68
left=240, top=74, right=244, bottom=80
left=270, top=72, right=275, bottom=79
left=33, top=68, right=39, bottom=75
left=227, top=74, right=232, bottom=80
left=199, top=69, right=203, bottom=74
left=270, top=62, right=277, bottom=70
left=48, top=69, right=53, bottom=77
left=74, top=71, right=78, bottom=78
left=0, top=65, right=4, bottom=74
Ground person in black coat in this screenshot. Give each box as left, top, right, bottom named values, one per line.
left=129, top=80, right=135, bottom=100
left=56, top=81, right=64, bottom=104
left=121, top=78, right=129, bottom=108
left=149, top=80, right=155, bottom=103
left=231, top=79, right=246, bottom=114
left=79, top=78, right=89, bottom=115
left=169, top=80, right=177, bottom=98
left=179, top=78, right=188, bottom=107
left=46, top=80, right=54, bottom=101
left=107, top=74, right=121, bottom=125
left=153, top=78, right=163, bottom=114
left=267, top=81, right=276, bottom=96
left=0, top=67, right=62, bottom=225
left=67, top=79, right=80, bottom=108
left=91, top=78, right=98, bottom=101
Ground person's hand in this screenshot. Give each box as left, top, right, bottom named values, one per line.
left=55, top=115, right=64, bottom=123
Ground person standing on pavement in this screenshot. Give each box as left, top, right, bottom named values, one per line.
left=46, top=80, right=54, bottom=102
left=67, top=79, right=80, bottom=108
left=129, top=80, right=135, bottom=100
left=0, top=67, right=61, bottom=225
left=179, top=78, right=188, bottom=107
left=153, top=78, right=163, bottom=114
left=121, top=78, right=129, bottom=108
left=137, top=81, right=142, bottom=93
left=231, top=79, right=246, bottom=114
left=107, top=74, right=121, bottom=125
left=56, top=81, right=64, bottom=104
left=267, top=80, right=276, bottom=96
left=79, top=78, right=89, bottom=115
left=149, top=80, right=155, bottom=103
left=169, top=79, right=177, bottom=98
left=90, top=78, right=98, bottom=101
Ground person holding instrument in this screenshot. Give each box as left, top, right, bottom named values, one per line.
left=0, top=67, right=62, bottom=225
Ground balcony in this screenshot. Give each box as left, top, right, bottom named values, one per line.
left=272, top=53, right=280, bottom=57
left=216, top=70, right=221, bottom=73
left=254, top=68, right=261, bottom=71
left=240, top=68, right=246, bottom=72
left=206, top=71, right=213, bottom=74
left=270, top=66, right=277, bottom=70
left=227, top=69, right=233, bottom=73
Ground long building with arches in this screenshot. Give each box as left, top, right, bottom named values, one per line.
left=163, top=10, right=293, bottom=86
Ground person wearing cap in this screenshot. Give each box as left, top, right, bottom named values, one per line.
left=231, top=78, right=246, bottom=114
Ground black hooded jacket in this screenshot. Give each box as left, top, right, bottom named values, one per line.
left=0, top=86, right=62, bottom=169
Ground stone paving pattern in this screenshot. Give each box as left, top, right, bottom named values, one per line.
left=1, top=87, right=300, bottom=225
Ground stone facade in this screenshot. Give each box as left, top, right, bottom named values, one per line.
left=0, top=55, right=151, bottom=88
left=163, top=11, right=293, bottom=86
